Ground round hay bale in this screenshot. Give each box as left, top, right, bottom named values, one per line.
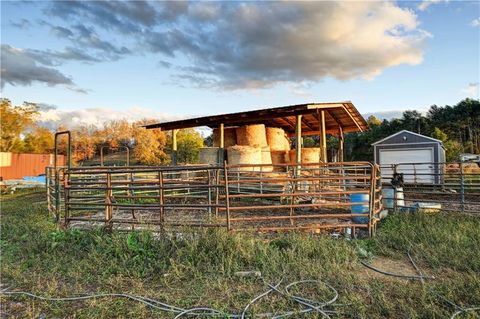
left=213, top=127, right=237, bottom=147
left=260, top=145, right=273, bottom=172
left=270, top=151, right=289, bottom=172
left=266, top=127, right=290, bottom=151
left=227, top=145, right=262, bottom=171
left=271, top=150, right=290, bottom=164
left=198, top=147, right=219, bottom=164
left=236, top=124, right=267, bottom=146
left=289, top=148, right=321, bottom=164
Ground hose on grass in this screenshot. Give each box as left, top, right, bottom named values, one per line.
left=360, top=260, right=435, bottom=280
left=450, top=307, right=480, bottom=319
left=1, top=278, right=342, bottom=319
left=406, top=251, right=480, bottom=319
left=240, top=280, right=282, bottom=319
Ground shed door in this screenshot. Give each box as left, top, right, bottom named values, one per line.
left=379, top=148, right=434, bottom=184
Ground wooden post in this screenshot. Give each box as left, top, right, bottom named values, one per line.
left=218, top=123, right=225, bottom=164
left=320, top=110, right=327, bottom=163
left=172, top=129, right=178, bottom=165
left=338, top=125, right=344, bottom=162
left=105, top=173, right=112, bottom=225
left=295, top=115, right=302, bottom=165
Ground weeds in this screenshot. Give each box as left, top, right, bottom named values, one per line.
left=1, top=190, right=479, bottom=318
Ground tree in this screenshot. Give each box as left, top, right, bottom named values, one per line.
left=444, top=140, right=462, bottom=162
left=431, top=127, right=448, bottom=143
left=0, top=99, right=38, bottom=152
left=367, top=115, right=382, bottom=126
left=132, top=124, right=169, bottom=165
left=23, top=127, right=54, bottom=153
left=174, top=128, right=204, bottom=164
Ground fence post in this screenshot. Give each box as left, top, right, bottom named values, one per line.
left=45, top=167, right=51, bottom=215
left=55, top=169, right=60, bottom=223
left=215, top=168, right=220, bottom=219
left=460, top=162, right=465, bottom=213
left=223, top=161, right=231, bottom=231
left=207, top=169, right=212, bottom=216
left=158, top=171, right=165, bottom=227
left=368, top=164, right=375, bottom=237
left=105, top=172, right=113, bottom=226
left=63, top=169, right=69, bottom=227
left=393, top=164, right=398, bottom=212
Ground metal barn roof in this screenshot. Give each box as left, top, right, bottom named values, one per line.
left=372, top=130, right=443, bottom=146
left=145, top=102, right=368, bottom=136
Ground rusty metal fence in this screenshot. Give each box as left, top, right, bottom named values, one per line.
left=379, top=162, right=480, bottom=213
left=46, top=162, right=381, bottom=236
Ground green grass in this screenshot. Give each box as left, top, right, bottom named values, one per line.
left=1, top=190, right=480, bottom=318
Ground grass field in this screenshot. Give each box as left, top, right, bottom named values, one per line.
left=1, top=190, right=479, bottom=318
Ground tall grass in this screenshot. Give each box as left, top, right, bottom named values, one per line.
left=1, top=190, right=479, bottom=318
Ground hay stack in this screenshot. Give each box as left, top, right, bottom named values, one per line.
left=270, top=150, right=289, bottom=172
left=289, top=148, right=321, bottom=164
left=236, top=124, right=268, bottom=146
left=271, top=151, right=290, bottom=164
left=213, top=128, right=237, bottom=147
left=266, top=127, right=290, bottom=151
left=198, top=147, right=219, bottom=164
left=260, top=145, right=273, bottom=172
left=227, top=145, right=262, bottom=171
left=463, top=162, right=480, bottom=174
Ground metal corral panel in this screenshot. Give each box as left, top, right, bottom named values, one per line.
left=0, top=153, right=65, bottom=180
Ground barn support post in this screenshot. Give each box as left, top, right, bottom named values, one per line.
left=295, top=115, right=302, bottom=165
left=171, top=129, right=178, bottom=165
left=218, top=123, right=225, bottom=164
left=295, top=115, right=302, bottom=181
left=338, top=125, right=344, bottom=162
left=318, top=110, right=327, bottom=163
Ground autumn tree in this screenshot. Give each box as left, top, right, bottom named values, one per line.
left=132, top=120, right=169, bottom=165
left=0, top=99, right=39, bottom=152
left=23, top=127, right=54, bottom=153
left=367, top=115, right=382, bottom=126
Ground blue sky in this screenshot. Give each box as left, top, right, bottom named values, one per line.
left=1, top=1, right=479, bottom=128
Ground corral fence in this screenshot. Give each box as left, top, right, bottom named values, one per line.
left=379, top=162, right=480, bottom=213
left=46, top=162, right=381, bottom=236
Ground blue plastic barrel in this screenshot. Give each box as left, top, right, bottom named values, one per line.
left=350, top=193, right=370, bottom=224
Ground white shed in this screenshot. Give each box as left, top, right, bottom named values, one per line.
left=373, top=130, right=445, bottom=184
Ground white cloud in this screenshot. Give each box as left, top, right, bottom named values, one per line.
left=46, top=1, right=431, bottom=89
left=417, top=0, right=448, bottom=11
left=470, top=18, right=480, bottom=27
left=37, top=106, right=182, bottom=130
left=461, top=83, right=479, bottom=98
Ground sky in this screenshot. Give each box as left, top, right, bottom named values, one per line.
left=1, top=0, right=479, bottom=129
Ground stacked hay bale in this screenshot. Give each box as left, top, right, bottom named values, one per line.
left=236, top=124, right=268, bottom=146
left=227, top=145, right=262, bottom=171
left=266, top=127, right=290, bottom=171
left=234, top=124, right=272, bottom=171
left=463, top=162, right=480, bottom=174
left=289, top=148, right=321, bottom=164
left=213, top=127, right=237, bottom=147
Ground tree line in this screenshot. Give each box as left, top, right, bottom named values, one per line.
left=1, top=98, right=478, bottom=165
left=0, top=98, right=204, bottom=165
left=341, top=98, right=479, bottom=162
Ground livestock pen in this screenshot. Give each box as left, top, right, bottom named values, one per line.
left=46, top=102, right=383, bottom=237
